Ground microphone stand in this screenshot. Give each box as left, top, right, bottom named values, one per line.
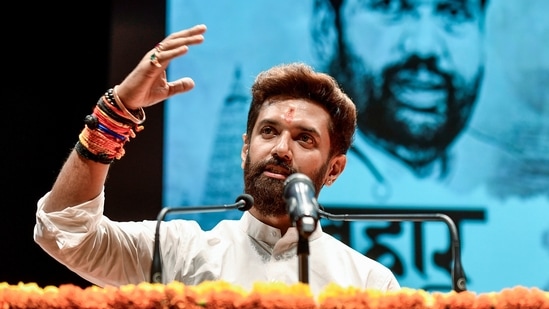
left=295, top=217, right=317, bottom=284
left=284, top=173, right=320, bottom=285
left=150, top=195, right=253, bottom=284
left=297, top=236, right=309, bottom=283
left=318, top=209, right=467, bottom=292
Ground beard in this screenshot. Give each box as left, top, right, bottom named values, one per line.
left=328, top=50, right=483, bottom=168
left=243, top=154, right=330, bottom=217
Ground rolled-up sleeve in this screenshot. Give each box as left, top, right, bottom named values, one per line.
left=33, top=190, right=157, bottom=287
left=34, top=191, right=105, bottom=252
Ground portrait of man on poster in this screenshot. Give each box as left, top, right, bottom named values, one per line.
left=311, top=0, right=488, bottom=187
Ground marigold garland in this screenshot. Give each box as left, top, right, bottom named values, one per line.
left=0, top=281, right=547, bottom=309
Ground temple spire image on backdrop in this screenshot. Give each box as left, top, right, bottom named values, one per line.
left=203, top=66, right=250, bottom=206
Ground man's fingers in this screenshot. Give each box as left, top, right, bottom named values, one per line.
left=169, top=77, right=196, bottom=96
left=170, top=24, right=207, bottom=40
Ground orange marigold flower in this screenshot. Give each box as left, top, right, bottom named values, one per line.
left=1, top=281, right=548, bottom=309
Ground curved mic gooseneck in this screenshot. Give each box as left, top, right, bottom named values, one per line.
left=318, top=209, right=466, bottom=292
left=150, top=194, right=254, bottom=284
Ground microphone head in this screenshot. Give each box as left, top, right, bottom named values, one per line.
left=235, top=194, right=254, bottom=211
left=284, top=173, right=315, bottom=197
left=283, top=173, right=319, bottom=237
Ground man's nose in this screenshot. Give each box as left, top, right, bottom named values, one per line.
left=271, top=134, right=292, bottom=162
left=398, top=9, right=449, bottom=59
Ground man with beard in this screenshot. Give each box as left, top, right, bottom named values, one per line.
left=312, top=0, right=490, bottom=202
left=33, top=24, right=400, bottom=295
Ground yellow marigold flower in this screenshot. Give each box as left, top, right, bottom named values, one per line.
left=188, top=280, right=248, bottom=308
left=317, top=283, right=361, bottom=302
left=196, top=280, right=247, bottom=294
left=252, top=281, right=312, bottom=296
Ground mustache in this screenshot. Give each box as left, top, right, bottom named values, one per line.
left=257, top=157, right=297, bottom=175
left=383, top=55, right=452, bottom=86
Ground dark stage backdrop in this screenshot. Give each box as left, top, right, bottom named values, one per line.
left=2, top=0, right=165, bottom=287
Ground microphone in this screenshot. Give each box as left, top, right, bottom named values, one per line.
left=317, top=209, right=466, bottom=292
left=284, top=173, right=320, bottom=238
left=150, top=193, right=254, bottom=283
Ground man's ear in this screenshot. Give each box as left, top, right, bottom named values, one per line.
left=241, top=134, right=249, bottom=169
left=311, top=0, right=339, bottom=64
left=325, top=154, right=347, bottom=186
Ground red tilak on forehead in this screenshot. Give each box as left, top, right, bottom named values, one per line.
left=282, top=107, right=295, bottom=123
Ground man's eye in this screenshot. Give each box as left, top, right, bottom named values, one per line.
left=298, top=134, right=314, bottom=144
left=437, top=2, right=472, bottom=23
left=367, top=0, right=409, bottom=14
left=260, top=127, right=275, bottom=136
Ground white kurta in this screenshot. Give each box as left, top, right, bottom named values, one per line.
left=34, top=190, right=400, bottom=295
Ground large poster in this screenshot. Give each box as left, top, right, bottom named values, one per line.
left=163, top=0, right=548, bottom=292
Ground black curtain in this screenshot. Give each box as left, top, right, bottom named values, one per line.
left=2, top=0, right=165, bottom=288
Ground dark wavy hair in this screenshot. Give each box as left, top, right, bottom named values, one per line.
left=246, top=62, right=357, bottom=157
